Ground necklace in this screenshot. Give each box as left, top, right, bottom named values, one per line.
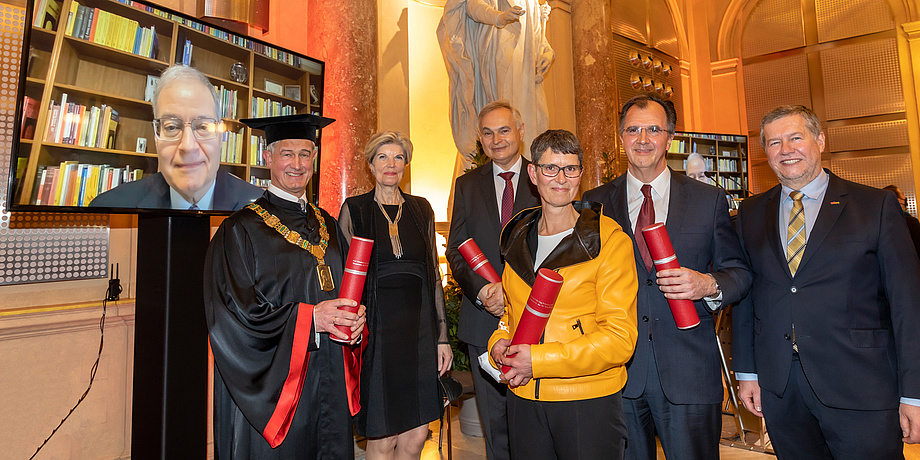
left=375, top=195, right=404, bottom=259
left=246, top=202, right=335, bottom=291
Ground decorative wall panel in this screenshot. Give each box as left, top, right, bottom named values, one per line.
left=648, top=0, right=679, bottom=59
left=750, top=162, right=779, bottom=194
left=611, top=37, right=683, bottom=130
left=816, top=0, right=894, bottom=43
left=826, top=120, right=908, bottom=153
left=0, top=4, right=108, bottom=285
left=610, top=0, right=648, bottom=46
left=821, top=38, right=904, bottom=120
left=830, top=153, right=916, bottom=216
left=742, top=53, right=811, bottom=132
left=741, top=0, right=805, bottom=58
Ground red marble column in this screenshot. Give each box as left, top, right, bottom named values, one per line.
left=572, top=0, right=620, bottom=192
left=307, top=0, right=377, bottom=217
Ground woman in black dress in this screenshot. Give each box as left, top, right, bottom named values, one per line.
left=339, top=131, right=452, bottom=459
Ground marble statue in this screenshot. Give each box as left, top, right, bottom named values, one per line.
left=437, top=0, right=554, bottom=169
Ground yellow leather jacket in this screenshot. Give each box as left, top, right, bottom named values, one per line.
left=488, top=201, right=638, bottom=401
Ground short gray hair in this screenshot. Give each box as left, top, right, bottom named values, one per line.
left=530, top=129, right=583, bottom=165
left=760, top=105, right=822, bottom=148
left=478, top=100, right=523, bottom=130
left=152, top=65, right=220, bottom=118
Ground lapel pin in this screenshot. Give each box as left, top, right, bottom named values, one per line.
left=830, top=201, right=840, bottom=205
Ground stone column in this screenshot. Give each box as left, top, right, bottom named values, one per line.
left=308, top=0, right=377, bottom=216
left=571, top=0, right=619, bottom=191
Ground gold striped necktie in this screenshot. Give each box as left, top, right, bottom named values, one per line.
left=786, top=190, right=806, bottom=276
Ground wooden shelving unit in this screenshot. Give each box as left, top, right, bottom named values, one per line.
left=13, top=0, right=325, bottom=207
left=667, top=132, right=749, bottom=201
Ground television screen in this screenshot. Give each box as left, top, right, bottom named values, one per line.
left=7, top=0, right=325, bottom=214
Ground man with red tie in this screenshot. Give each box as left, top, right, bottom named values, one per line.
left=583, top=94, right=750, bottom=460
left=447, top=100, right=540, bottom=460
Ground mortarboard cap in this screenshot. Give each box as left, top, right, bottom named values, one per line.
left=239, top=113, right=335, bottom=144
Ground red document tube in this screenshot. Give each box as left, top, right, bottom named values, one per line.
left=331, top=236, right=374, bottom=342
left=458, top=238, right=501, bottom=283
left=501, top=268, right=564, bottom=373
left=640, top=223, right=701, bottom=330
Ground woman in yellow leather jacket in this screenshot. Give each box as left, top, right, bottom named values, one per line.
left=488, top=129, right=638, bottom=460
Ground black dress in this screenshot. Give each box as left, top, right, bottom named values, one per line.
left=339, top=190, right=447, bottom=438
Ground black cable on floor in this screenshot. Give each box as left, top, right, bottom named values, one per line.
left=28, top=286, right=111, bottom=460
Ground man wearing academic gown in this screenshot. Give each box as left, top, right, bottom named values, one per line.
left=204, top=113, right=367, bottom=458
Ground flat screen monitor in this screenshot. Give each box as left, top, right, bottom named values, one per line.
left=7, top=0, right=325, bottom=215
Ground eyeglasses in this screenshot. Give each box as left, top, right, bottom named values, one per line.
left=536, top=163, right=584, bottom=178
left=153, top=117, right=220, bottom=141
left=622, top=125, right=668, bottom=138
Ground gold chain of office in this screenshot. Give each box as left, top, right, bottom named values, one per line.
left=246, top=202, right=329, bottom=261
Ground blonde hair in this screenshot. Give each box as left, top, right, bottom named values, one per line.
left=363, top=131, right=413, bottom=164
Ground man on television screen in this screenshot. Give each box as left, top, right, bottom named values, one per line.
left=90, top=65, right=262, bottom=210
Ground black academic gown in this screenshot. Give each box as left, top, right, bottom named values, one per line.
left=204, top=191, right=361, bottom=459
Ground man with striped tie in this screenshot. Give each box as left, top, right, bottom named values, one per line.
left=733, top=105, right=920, bottom=458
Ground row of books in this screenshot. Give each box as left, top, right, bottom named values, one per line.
left=32, top=0, right=62, bottom=31
left=682, top=157, right=716, bottom=171
left=44, top=94, right=120, bottom=149
left=65, top=1, right=159, bottom=59
left=112, top=0, right=311, bottom=69
left=718, top=175, right=746, bottom=191
left=20, top=96, right=39, bottom=140
left=684, top=133, right=747, bottom=143
left=717, top=158, right=741, bottom=171
left=33, top=161, right=143, bottom=206
left=250, top=135, right=268, bottom=166
left=218, top=85, right=240, bottom=119
left=249, top=177, right=270, bottom=188
left=251, top=97, right=296, bottom=118
left=179, top=38, right=192, bottom=66
left=220, top=129, right=245, bottom=164
left=115, top=0, right=251, bottom=47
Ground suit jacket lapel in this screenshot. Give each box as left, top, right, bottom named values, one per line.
left=479, top=161, right=502, bottom=236
left=610, top=175, right=632, bottom=238
left=798, top=173, right=847, bottom=272
left=610, top=174, right=648, bottom=273
left=512, top=159, right=538, bottom=214
left=665, top=173, right=687, bottom=233
left=137, top=173, right=171, bottom=208
left=762, top=186, right=787, bottom=277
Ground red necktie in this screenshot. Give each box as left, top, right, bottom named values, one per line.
left=636, top=184, right=655, bottom=272
left=499, top=171, right=515, bottom=228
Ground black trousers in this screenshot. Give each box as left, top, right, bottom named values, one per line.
left=506, top=391, right=627, bottom=460
left=762, top=354, right=904, bottom=460
left=623, top=344, right=720, bottom=460
left=469, top=344, right=511, bottom=460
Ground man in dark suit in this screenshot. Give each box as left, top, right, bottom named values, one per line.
left=446, top=100, right=540, bottom=460
left=583, top=94, right=751, bottom=460
left=90, top=65, right=262, bottom=211
left=734, top=105, right=920, bottom=458
left=90, top=170, right=262, bottom=210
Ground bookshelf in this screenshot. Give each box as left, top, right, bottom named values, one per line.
left=14, top=0, right=325, bottom=207
left=666, top=132, right=749, bottom=201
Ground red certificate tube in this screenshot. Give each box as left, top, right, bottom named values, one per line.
left=501, top=268, right=564, bottom=373
left=331, top=236, right=374, bottom=342
left=458, top=238, right=501, bottom=283
left=640, top=223, right=701, bottom=330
